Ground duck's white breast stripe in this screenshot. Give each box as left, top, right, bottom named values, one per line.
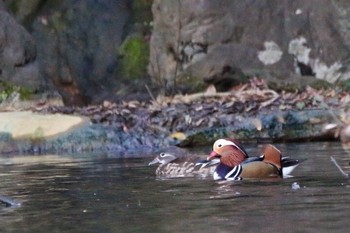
left=225, top=165, right=242, bottom=180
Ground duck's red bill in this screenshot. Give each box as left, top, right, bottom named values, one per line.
left=207, top=151, right=219, bottom=160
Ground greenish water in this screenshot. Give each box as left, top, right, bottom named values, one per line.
left=0, top=142, right=349, bottom=233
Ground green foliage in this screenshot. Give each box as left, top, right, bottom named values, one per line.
left=5, top=0, right=19, bottom=14
left=119, top=35, right=149, bottom=80
left=0, top=81, right=33, bottom=103
left=338, top=80, right=350, bottom=91
left=309, top=79, right=332, bottom=90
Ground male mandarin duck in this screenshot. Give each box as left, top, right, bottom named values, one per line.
left=148, top=152, right=219, bottom=178
left=207, top=138, right=302, bottom=180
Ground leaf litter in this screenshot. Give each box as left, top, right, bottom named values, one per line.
left=36, top=78, right=350, bottom=144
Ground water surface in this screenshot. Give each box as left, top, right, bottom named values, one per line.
left=0, top=142, right=349, bottom=233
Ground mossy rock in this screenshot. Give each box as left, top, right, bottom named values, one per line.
left=309, top=79, right=333, bottom=90
left=119, top=35, right=149, bottom=80
left=176, top=74, right=207, bottom=93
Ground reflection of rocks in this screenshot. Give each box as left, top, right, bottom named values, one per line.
left=338, top=125, right=350, bottom=154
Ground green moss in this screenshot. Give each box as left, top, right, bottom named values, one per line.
left=338, top=80, right=350, bottom=91
left=176, top=74, right=207, bottom=93
left=18, top=87, right=33, bottom=100
left=31, top=127, right=44, bottom=140
left=50, top=11, right=66, bottom=31
left=0, top=81, right=33, bottom=102
left=309, top=79, right=333, bottom=90
left=119, top=35, right=149, bottom=80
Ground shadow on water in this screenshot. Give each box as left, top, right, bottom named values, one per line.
left=0, top=142, right=350, bottom=233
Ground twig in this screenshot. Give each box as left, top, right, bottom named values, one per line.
left=145, top=84, right=157, bottom=103
left=330, top=156, right=349, bottom=179
left=259, top=90, right=280, bottom=109
left=172, top=92, right=234, bottom=103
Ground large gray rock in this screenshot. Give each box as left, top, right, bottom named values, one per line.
left=0, top=2, right=41, bottom=90
left=149, top=0, right=350, bottom=93
left=30, top=0, right=132, bottom=105
left=2, top=0, right=154, bottom=106
left=0, top=111, right=89, bottom=139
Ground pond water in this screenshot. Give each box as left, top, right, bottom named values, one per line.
left=0, top=142, right=349, bottom=233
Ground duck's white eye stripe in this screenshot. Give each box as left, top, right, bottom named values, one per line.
left=214, top=139, right=247, bottom=157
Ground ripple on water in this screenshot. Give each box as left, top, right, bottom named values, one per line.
left=0, top=142, right=350, bottom=233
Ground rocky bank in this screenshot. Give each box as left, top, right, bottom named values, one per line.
left=1, top=81, right=348, bottom=155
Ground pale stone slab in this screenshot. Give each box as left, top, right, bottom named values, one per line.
left=0, top=111, right=90, bottom=139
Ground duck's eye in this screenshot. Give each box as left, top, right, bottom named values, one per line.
left=160, top=153, right=166, bottom=157
left=217, top=144, right=222, bottom=148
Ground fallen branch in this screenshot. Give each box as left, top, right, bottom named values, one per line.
left=330, top=156, right=349, bottom=179
left=259, top=90, right=280, bottom=109
left=0, top=194, right=21, bottom=208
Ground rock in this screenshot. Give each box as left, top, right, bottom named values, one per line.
left=0, top=111, right=90, bottom=139
left=0, top=110, right=167, bottom=154
left=0, top=194, right=21, bottom=208
left=0, top=108, right=336, bottom=154
left=28, top=0, right=133, bottom=105
left=3, top=0, right=42, bottom=26
left=291, top=182, right=301, bottom=190
left=149, top=0, right=350, bottom=93
left=0, top=4, right=41, bottom=91
left=0, top=84, right=346, bottom=154
left=174, top=109, right=336, bottom=147
left=2, top=0, right=154, bottom=106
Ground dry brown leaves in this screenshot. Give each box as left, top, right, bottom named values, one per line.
left=37, top=78, right=350, bottom=138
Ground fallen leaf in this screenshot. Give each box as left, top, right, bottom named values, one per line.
left=277, top=116, right=285, bottom=123
left=185, top=115, right=192, bottom=124
left=309, top=117, right=321, bottom=124
left=169, top=132, right=187, bottom=141
left=296, top=101, right=305, bottom=110
left=205, top=84, right=216, bottom=95
left=127, top=100, right=140, bottom=108
left=195, top=105, right=203, bottom=111
left=195, top=118, right=205, bottom=126
left=252, top=118, right=262, bottom=131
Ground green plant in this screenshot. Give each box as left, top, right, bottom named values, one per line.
left=0, top=81, right=33, bottom=103
left=119, top=35, right=149, bottom=80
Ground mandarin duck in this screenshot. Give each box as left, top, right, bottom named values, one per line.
left=148, top=152, right=219, bottom=178
left=206, top=138, right=302, bottom=180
